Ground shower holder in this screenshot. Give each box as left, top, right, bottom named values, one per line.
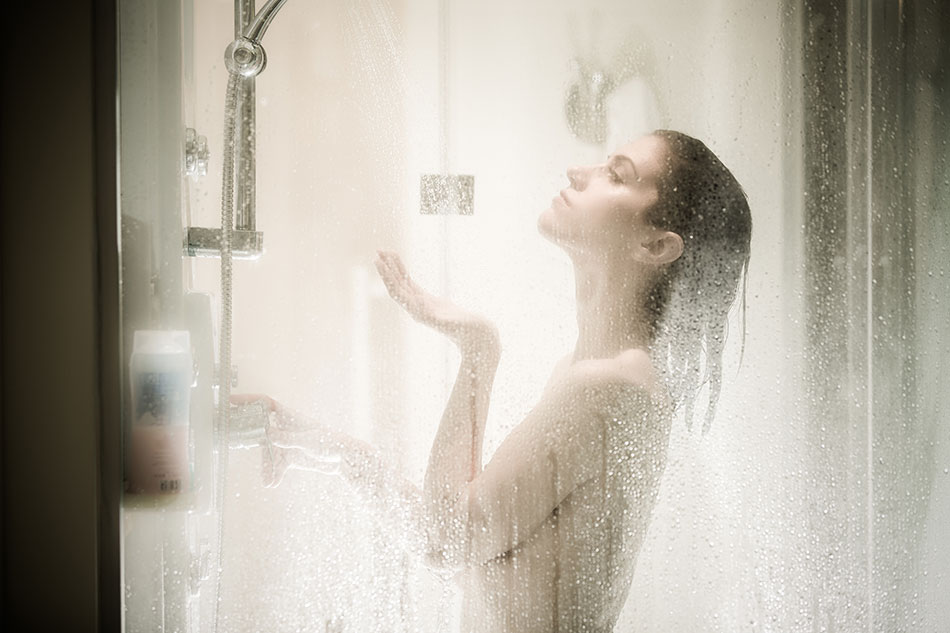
left=185, top=128, right=209, bottom=178
left=184, top=226, right=263, bottom=259
left=224, top=37, right=267, bottom=78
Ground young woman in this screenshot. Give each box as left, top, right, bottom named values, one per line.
left=240, top=130, right=751, bottom=633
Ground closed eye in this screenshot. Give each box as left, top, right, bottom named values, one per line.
left=607, top=155, right=641, bottom=183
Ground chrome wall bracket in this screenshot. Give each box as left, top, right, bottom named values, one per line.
left=185, top=128, right=209, bottom=178
left=184, top=227, right=263, bottom=259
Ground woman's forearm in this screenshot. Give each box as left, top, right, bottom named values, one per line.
left=423, top=343, right=500, bottom=560
left=372, top=250, right=502, bottom=565
left=276, top=425, right=404, bottom=498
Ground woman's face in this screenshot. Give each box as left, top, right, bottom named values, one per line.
left=538, top=134, right=667, bottom=258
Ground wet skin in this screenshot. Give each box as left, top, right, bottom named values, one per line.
left=456, top=352, right=671, bottom=633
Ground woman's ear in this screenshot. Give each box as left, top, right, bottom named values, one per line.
left=636, top=230, right=684, bottom=265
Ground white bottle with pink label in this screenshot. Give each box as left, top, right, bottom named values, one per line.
left=128, top=330, right=193, bottom=495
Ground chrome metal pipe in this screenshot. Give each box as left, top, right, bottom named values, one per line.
left=243, top=0, right=289, bottom=44
left=235, top=0, right=257, bottom=232
left=232, top=0, right=289, bottom=232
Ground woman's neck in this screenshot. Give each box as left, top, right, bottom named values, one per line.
left=571, top=257, right=655, bottom=362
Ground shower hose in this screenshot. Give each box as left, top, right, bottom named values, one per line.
left=212, top=70, right=241, bottom=633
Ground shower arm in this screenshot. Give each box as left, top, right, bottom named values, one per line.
left=243, top=0, right=288, bottom=44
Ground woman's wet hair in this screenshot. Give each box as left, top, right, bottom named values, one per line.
left=644, top=129, right=752, bottom=433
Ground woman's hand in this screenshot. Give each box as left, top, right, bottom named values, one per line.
left=230, top=393, right=309, bottom=431
left=230, top=394, right=337, bottom=487
left=374, top=250, right=500, bottom=357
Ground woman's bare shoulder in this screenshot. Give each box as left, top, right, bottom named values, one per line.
left=535, top=349, right=660, bottom=416
left=571, top=352, right=672, bottom=434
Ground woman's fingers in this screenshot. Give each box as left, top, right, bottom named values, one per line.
left=377, top=251, right=414, bottom=291
left=375, top=251, right=427, bottom=317
left=376, top=262, right=412, bottom=311
left=374, top=257, right=400, bottom=296
left=386, top=253, right=428, bottom=300
left=374, top=250, right=498, bottom=348
left=388, top=251, right=410, bottom=279
left=374, top=251, right=402, bottom=289
left=230, top=394, right=310, bottom=431
left=230, top=393, right=279, bottom=413
left=373, top=257, right=396, bottom=294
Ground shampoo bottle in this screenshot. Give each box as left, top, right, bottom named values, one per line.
left=128, top=330, right=193, bottom=495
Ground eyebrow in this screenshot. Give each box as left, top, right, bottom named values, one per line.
left=608, top=154, right=640, bottom=181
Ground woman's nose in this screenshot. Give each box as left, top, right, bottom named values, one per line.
left=567, top=165, right=587, bottom=190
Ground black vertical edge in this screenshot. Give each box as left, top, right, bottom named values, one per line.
left=868, top=0, right=946, bottom=625
left=0, top=8, right=6, bottom=624
left=94, top=0, right=121, bottom=630
left=800, top=0, right=853, bottom=423
left=799, top=0, right=873, bottom=626
left=2, top=2, right=101, bottom=629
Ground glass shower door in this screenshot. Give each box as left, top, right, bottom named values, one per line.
left=115, top=1, right=950, bottom=631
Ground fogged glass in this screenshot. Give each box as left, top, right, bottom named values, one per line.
left=117, top=0, right=950, bottom=631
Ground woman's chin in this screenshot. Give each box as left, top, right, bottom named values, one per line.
left=538, top=208, right=584, bottom=255
left=537, top=208, right=560, bottom=242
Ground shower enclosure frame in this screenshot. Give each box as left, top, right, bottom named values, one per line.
left=0, top=0, right=121, bottom=630
left=97, top=0, right=122, bottom=630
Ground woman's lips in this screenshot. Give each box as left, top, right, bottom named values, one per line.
left=555, top=189, right=570, bottom=207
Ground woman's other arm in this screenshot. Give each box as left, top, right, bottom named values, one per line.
left=425, top=362, right=657, bottom=569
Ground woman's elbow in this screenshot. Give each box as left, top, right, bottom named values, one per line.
left=422, top=504, right=468, bottom=570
